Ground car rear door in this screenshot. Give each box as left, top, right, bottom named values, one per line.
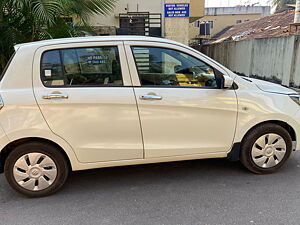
left=124, top=41, right=238, bottom=158
left=32, top=41, right=143, bottom=163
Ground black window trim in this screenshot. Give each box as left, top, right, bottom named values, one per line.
left=130, top=45, right=223, bottom=90
left=0, top=51, right=16, bottom=82
left=40, top=46, right=125, bottom=88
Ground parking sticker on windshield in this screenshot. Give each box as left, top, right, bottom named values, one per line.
left=86, top=55, right=108, bottom=65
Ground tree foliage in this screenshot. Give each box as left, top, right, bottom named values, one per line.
left=0, top=0, right=116, bottom=73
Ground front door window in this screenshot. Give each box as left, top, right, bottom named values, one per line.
left=131, top=46, right=217, bottom=88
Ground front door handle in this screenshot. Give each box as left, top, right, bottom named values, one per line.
left=139, top=95, right=162, bottom=101
left=42, top=93, right=69, bottom=100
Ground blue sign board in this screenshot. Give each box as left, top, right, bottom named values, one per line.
left=164, top=3, right=190, bottom=18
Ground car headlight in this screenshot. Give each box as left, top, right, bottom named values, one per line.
left=289, top=94, right=300, bottom=106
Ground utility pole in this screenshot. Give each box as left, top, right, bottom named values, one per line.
left=295, top=0, right=300, bottom=23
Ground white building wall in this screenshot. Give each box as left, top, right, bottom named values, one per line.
left=205, top=6, right=271, bottom=17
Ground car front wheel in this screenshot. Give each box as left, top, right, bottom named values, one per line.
left=4, top=142, right=69, bottom=197
left=240, top=123, right=292, bottom=174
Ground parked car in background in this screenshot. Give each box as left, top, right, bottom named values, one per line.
left=0, top=36, right=300, bottom=197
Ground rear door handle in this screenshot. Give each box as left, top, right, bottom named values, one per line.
left=139, top=95, right=162, bottom=100
left=43, top=93, right=69, bottom=100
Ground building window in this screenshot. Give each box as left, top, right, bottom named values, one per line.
left=236, top=20, right=242, bottom=24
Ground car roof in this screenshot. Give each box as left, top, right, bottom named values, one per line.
left=14, top=35, right=185, bottom=50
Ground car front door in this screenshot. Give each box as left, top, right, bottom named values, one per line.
left=125, top=41, right=238, bottom=158
left=33, top=42, right=143, bottom=163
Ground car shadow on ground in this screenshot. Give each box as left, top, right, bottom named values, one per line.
left=56, top=152, right=300, bottom=195
left=62, top=158, right=265, bottom=195
left=66, top=158, right=244, bottom=186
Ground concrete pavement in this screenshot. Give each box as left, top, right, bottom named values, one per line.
left=1, top=152, right=300, bottom=225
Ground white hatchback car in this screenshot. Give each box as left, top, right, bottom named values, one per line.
left=0, top=36, right=299, bottom=197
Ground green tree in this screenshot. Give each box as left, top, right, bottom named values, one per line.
left=272, top=0, right=296, bottom=12
left=0, top=0, right=116, bottom=73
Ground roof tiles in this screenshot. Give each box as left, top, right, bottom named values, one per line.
left=209, top=10, right=294, bottom=43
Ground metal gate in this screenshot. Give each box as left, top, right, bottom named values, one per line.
left=117, top=12, right=162, bottom=37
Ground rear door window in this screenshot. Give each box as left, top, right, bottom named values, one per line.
left=41, top=46, right=123, bottom=87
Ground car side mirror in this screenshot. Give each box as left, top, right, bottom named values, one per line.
left=223, top=76, right=234, bottom=89
left=215, top=71, right=234, bottom=89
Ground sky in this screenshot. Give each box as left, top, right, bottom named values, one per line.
left=205, top=0, right=271, bottom=7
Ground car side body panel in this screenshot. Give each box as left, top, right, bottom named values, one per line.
left=124, top=41, right=238, bottom=158
left=232, top=76, right=299, bottom=147
left=0, top=45, right=84, bottom=170
left=32, top=42, right=144, bottom=163
left=0, top=36, right=299, bottom=173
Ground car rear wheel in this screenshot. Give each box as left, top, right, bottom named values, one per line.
left=240, top=123, right=292, bottom=174
left=4, top=142, right=69, bottom=197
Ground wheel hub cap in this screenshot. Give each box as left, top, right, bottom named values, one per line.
left=264, top=146, right=275, bottom=157
left=251, top=133, right=287, bottom=168
left=29, top=167, right=42, bottom=178
left=13, top=153, right=57, bottom=191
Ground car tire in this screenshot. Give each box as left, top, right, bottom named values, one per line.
left=4, top=142, right=69, bottom=197
left=240, top=123, right=292, bottom=174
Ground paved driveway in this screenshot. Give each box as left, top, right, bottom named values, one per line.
left=1, top=152, right=300, bottom=225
